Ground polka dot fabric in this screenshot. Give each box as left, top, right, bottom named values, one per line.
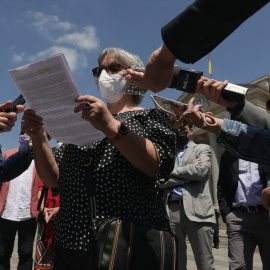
left=54, top=108, right=176, bottom=251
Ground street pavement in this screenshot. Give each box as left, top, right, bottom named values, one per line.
left=11, top=229, right=262, bottom=270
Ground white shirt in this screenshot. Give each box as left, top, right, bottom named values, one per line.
left=232, top=159, right=263, bottom=207
left=1, top=160, right=34, bottom=221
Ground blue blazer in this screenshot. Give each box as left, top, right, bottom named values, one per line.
left=0, top=142, right=33, bottom=182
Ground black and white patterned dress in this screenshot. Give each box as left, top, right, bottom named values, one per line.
left=54, top=108, right=176, bottom=251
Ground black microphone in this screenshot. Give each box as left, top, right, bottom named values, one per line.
left=169, top=65, right=248, bottom=102
left=4, top=94, right=26, bottom=112
left=169, top=66, right=203, bottom=93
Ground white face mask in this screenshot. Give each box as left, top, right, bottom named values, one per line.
left=97, top=70, right=127, bottom=103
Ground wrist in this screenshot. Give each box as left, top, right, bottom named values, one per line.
left=108, top=122, right=129, bottom=143
left=104, top=120, right=120, bottom=140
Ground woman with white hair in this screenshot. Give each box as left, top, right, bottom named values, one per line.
left=21, top=47, right=176, bottom=269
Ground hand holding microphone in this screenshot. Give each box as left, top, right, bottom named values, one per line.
left=169, top=66, right=248, bottom=112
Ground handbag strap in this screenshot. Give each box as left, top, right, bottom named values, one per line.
left=37, top=186, right=49, bottom=211
left=158, top=190, right=173, bottom=232
left=150, top=95, right=175, bottom=129
left=84, top=143, right=97, bottom=228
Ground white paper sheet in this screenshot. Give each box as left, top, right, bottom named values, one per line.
left=8, top=53, right=105, bottom=146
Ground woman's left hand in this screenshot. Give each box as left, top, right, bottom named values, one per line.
left=74, top=95, right=119, bottom=138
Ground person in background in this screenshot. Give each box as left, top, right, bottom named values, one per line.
left=34, top=181, right=60, bottom=270
left=0, top=131, right=42, bottom=270
left=160, top=123, right=216, bottom=270
left=218, top=150, right=270, bottom=269
left=21, top=47, right=176, bottom=270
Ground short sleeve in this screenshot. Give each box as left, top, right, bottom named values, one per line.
left=144, top=109, right=176, bottom=181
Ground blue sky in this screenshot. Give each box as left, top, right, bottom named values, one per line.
left=1, top=0, right=270, bottom=151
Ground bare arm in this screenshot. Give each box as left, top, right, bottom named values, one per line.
left=21, top=109, right=59, bottom=187
left=125, top=44, right=177, bottom=93
left=74, top=96, right=161, bottom=178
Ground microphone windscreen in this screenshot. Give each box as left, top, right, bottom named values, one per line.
left=168, top=65, right=182, bottom=88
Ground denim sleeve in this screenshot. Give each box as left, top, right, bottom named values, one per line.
left=0, top=142, right=33, bottom=182
left=216, top=119, right=270, bottom=166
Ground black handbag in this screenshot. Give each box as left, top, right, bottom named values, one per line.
left=93, top=218, right=177, bottom=270
left=85, top=143, right=177, bottom=270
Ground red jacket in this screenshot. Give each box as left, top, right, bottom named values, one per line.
left=0, top=147, right=41, bottom=218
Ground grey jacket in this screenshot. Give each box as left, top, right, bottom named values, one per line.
left=160, top=141, right=216, bottom=223
left=237, top=100, right=270, bottom=129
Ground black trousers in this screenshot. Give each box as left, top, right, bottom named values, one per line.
left=0, top=217, right=37, bottom=270
left=54, top=245, right=94, bottom=270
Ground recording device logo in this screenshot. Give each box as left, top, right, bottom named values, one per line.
left=169, top=66, right=248, bottom=102
left=182, top=73, right=189, bottom=90
left=169, top=66, right=202, bottom=94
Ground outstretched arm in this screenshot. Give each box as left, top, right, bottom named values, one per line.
left=21, top=109, right=59, bottom=187
left=0, top=141, right=33, bottom=182
left=125, top=44, right=176, bottom=93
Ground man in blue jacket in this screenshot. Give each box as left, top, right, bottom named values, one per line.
left=0, top=100, right=33, bottom=182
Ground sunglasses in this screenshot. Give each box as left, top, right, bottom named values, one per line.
left=92, top=64, right=126, bottom=77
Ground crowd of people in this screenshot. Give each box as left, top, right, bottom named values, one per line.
left=1, top=1, right=270, bottom=269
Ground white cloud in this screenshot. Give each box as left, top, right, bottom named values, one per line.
left=12, top=11, right=99, bottom=72
left=26, top=11, right=99, bottom=52
left=28, top=46, right=88, bottom=72
left=12, top=53, right=25, bottom=63
left=55, top=26, right=99, bottom=51
left=27, top=11, right=75, bottom=34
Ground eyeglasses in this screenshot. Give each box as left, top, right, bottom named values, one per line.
left=92, top=64, right=126, bottom=77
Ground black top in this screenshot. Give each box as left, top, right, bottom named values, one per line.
left=161, top=0, right=269, bottom=64
left=54, top=109, right=176, bottom=251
